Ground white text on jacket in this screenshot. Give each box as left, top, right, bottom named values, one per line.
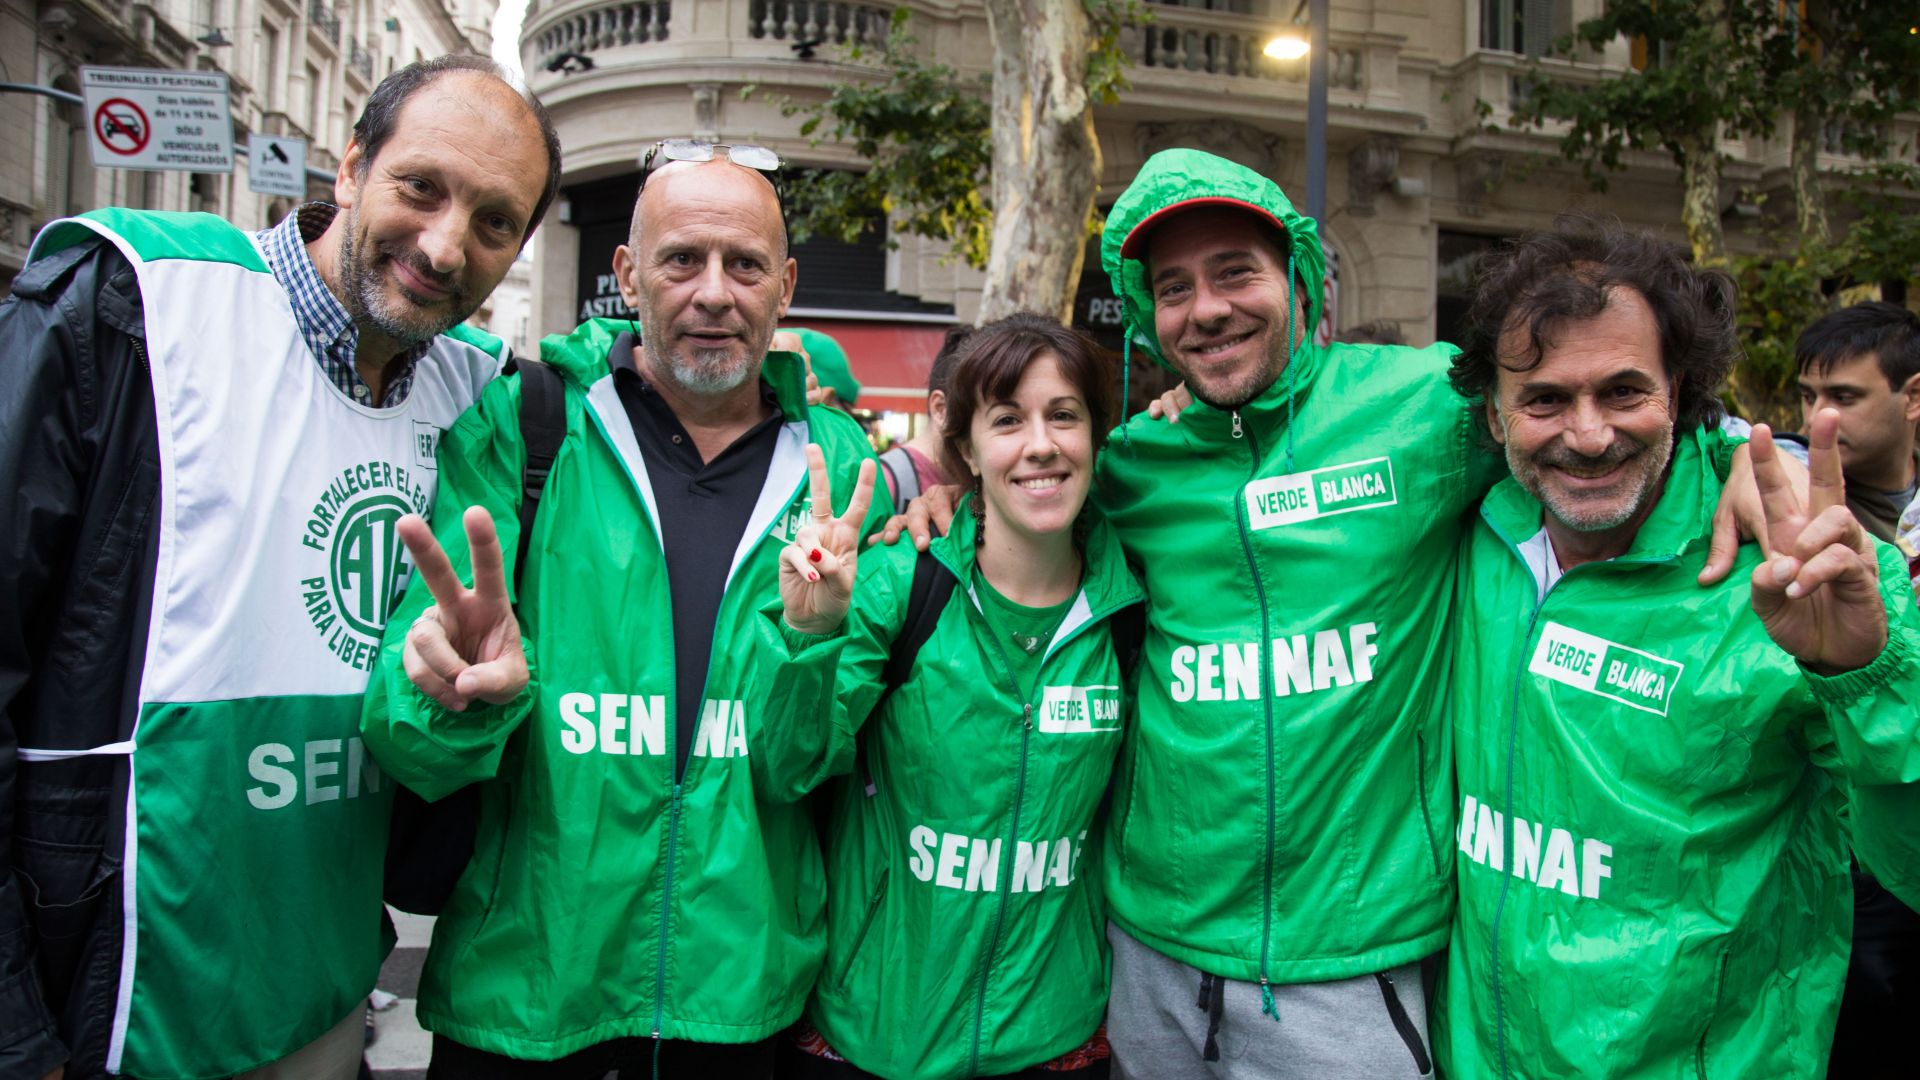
left=1457, top=793, right=1612, bottom=899
left=1167, top=622, right=1379, bottom=702
left=555, top=693, right=749, bottom=757
left=907, top=826, right=1088, bottom=893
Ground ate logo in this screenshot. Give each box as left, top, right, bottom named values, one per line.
left=298, top=461, right=432, bottom=671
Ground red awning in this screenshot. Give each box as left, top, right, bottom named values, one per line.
left=786, top=318, right=953, bottom=413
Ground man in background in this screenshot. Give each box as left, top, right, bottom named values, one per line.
left=878, top=325, right=968, bottom=513
left=1794, top=300, right=1920, bottom=1079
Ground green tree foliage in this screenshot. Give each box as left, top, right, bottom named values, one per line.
left=768, top=2, right=1139, bottom=272
left=1496, top=0, right=1920, bottom=426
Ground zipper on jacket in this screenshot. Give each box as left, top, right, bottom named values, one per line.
left=652, top=783, right=683, bottom=1043
left=647, top=473, right=803, bottom=1046
left=1485, top=536, right=1677, bottom=1079
left=949, top=560, right=1136, bottom=1077
left=836, top=871, right=891, bottom=991
left=969, top=696, right=1034, bottom=1078
left=132, top=337, right=150, bottom=376
left=1230, top=422, right=1280, bottom=1013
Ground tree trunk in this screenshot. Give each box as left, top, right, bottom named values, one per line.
left=1678, top=128, right=1726, bottom=266
left=1790, top=0, right=1832, bottom=245
left=977, top=0, right=1101, bottom=324
left=1789, top=96, right=1829, bottom=245
left=1679, top=0, right=1729, bottom=267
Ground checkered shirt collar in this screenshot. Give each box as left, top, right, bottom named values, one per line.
left=256, top=202, right=427, bottom=407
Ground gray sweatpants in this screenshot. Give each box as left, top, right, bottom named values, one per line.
left=1106, top=923, right=1435, bottom=1080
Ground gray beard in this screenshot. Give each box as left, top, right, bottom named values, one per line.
left=637, top=309, right=757, bottom=395
left=1512, top=434, right=1673, bottom=533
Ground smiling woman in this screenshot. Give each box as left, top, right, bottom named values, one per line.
left=770, top=313, right=1142, bottom=1080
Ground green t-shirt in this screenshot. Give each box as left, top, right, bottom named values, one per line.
left=971, top=568, right=1075, bottom=698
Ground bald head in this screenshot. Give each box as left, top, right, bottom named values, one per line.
left=612, top=157, right=799, bottom=403
left=631, top=158, right=788, bottom=259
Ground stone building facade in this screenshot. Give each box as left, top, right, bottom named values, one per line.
left=0, top=0, right=498, bottom=290
left=515, top=0, right=1914, bottom=376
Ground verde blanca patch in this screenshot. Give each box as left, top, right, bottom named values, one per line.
left=1244, top=456, right=1397, bottom=530
left=1528, top=621, right=1685, bottom=716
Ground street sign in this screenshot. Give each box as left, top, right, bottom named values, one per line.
left=81, top=66, right=234, bottom=172
left=248, top=135, right=310, bottom=198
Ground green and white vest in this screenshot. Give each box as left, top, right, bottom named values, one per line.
left=23, top=210, right=503, bottom=1078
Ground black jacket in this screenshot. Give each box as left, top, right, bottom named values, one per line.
left=0, top=237, right=158, bottom=1078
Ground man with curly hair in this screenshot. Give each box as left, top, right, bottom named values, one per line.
left=1436, top=217, right=1920, bottom=1078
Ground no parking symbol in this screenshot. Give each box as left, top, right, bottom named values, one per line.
left=93, top=98, right=150, bottom=156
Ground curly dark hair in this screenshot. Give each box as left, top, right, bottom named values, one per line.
left=1450, top=214, right=1738, bottom=444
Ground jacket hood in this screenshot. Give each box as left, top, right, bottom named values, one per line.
left=1101, top=149, right=1327, bottom=371
left=540, top=317, right=813, bottom=421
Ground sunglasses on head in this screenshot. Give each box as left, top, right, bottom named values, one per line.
left=637, top=139, right=789, bottom=223
left=640, top=139, right=783, bottom=177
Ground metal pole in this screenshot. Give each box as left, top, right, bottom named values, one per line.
left=0, top=82, right=334, bottom=184
left=1306, top=0, right=1329, bottom=224
left=0, top=81, right=83, bottom=106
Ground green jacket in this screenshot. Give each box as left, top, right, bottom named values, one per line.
left=1436, top=426, right=1920, bottom=1079
left=784, top=501, right=1142, bottom=1079
left=1095, top=148, right=1504, bottom=985
left=360, top=319, right=881, bottom=1059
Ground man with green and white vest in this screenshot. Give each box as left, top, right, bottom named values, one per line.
left=0, top=57, right=560, bottom=1079
left=360, top=144, right=885, bottom=1074
left=1437, top=218, right=1920, bottom=1078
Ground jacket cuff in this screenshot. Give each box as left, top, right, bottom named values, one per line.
left=778, top=617, right=846, bottom=654
left=1804, top=622, right=1915, bottom=704
left=407, top=636, right=538, bottom=731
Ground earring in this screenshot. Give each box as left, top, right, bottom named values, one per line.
left=970, top=476, right=986, bottom=544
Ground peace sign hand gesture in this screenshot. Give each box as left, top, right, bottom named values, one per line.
left=1749, top=410, right=1888, bottom=674
left=397, top=506, right=529, bottom=711
left=779, top=446, right=877, bottom=635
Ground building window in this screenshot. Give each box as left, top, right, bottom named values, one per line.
left=1435, top=229, right=1509, bottom=348
left=259, top=23, right=282, bottom=109
left=307, top=63, right=325, bottom=138
left=1480, top=0, right=1571, bottom=57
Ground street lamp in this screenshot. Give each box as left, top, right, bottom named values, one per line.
left=1264, top=35, right=1309, bottom=61
left=1262, top=1, right=1327, bottom=224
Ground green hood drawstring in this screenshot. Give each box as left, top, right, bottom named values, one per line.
left=1120, top=328, right=1134, bottom=445
left=1281, top=251, right=1298, bottom=474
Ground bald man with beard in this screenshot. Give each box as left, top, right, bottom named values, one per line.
left=361, top=143, right=886, bottom=1077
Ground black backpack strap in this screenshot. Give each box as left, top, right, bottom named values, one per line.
left=385, top=356, right=565, bottom=918
left=864, top=550, right=956, bottom=796
left=513, top=357, right=567, bottom=590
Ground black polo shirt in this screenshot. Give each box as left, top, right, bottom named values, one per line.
left=608, top=332, right=785, bottom=777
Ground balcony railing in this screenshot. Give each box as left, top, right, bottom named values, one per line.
left=532, top=0, right=671, bottom=69
left=747, top=1, right=891, bottom=49
left=349, top=37, right=374, bottom=80
left=1124, top=11, right=1364, bottom=88
left=308, top=0, right=341, bottom=46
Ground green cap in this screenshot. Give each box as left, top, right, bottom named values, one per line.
left=786, top=327, right=861, bottom=407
